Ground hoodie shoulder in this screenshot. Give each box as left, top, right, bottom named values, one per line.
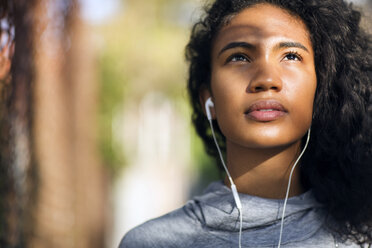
left=118, top=205, right=202, bottom=248
left=119, top=226, right=149, bottom=248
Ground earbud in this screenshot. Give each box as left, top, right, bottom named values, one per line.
left=205, top=97, right=214, bottom=121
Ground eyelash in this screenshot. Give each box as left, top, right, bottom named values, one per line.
left=225, top=53, right=250, bottom=63
left=283, top=51, right=303, bottom=61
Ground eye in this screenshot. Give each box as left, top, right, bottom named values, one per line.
left=283, top=51, right=302, bottom=61
left=226, top=53, right=250, bottom=63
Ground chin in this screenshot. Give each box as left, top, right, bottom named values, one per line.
left=248, top=138, right=301, bottom=149
left=233, top=133, right=305, bottom=150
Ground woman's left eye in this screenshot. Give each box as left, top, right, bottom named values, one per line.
left=283, top=52, right=302, bottom=61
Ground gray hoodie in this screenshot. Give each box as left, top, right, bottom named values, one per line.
left=120, top=181, right=362, bottom=248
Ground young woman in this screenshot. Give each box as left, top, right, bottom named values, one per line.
left=120, top=0, right=372, bottom=247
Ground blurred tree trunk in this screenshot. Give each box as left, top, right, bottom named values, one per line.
left=0, top=0, right=35, bottom=246
left=0, top=0, right=108, bottom=247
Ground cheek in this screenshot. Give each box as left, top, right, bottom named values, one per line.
left=211, top=63, right=257, bottom=99
left=211, top=70, right=245, bottom=110
left=283, top=73, right=317, bottom=124
left=210, top=75, right=243, bottom=136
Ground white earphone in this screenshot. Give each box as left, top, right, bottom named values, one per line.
left=205, top=97, right=214, bottom=121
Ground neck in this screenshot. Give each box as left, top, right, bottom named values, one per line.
left=224, top=140, right=305, bottom=199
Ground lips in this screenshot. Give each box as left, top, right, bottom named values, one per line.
left=245, top=100, right=287, bottom=122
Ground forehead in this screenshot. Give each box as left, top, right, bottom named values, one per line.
left=213, top=3, right=312, bottom=52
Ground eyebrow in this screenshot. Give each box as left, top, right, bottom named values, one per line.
left=218, top=42, right=255, bottom=57
left=274, top=41, right=309, bottom=53
left=217, top=41, right=309, bottom=57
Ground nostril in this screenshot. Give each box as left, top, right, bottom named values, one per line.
left=255, top=86, right=264, bottom=91
left=248, top=79, right=282, bottom=93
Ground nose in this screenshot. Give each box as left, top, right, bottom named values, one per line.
left=247, top=62, right=282, bottom=93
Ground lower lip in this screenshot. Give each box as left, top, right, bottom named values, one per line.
left=246, top=110, right=286, bottom=122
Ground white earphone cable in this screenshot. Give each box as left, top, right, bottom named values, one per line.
left=277, top=128, right=311, bottom=248
left=209, top=119, right=234, bottom=186
left=209, top=119, right=242, bottom=248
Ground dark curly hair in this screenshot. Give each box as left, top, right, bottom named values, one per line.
left=185, top=0, right=372, bottom=244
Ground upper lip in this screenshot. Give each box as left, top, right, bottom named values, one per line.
left=245, top=100, right=287, bottom=114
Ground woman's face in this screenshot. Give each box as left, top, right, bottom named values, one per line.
left=207, top=3, right=317, bottom=149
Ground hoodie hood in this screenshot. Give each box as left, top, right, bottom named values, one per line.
left=185, top=181, right=327, bottom=246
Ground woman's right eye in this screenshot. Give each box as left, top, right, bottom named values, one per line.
left=226, top=54, right=250, bottom=63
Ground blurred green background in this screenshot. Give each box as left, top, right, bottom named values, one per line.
left=88, top=0, right=221, bottom=246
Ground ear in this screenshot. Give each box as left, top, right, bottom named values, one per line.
left=199, top=85, right=216, bottom=120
